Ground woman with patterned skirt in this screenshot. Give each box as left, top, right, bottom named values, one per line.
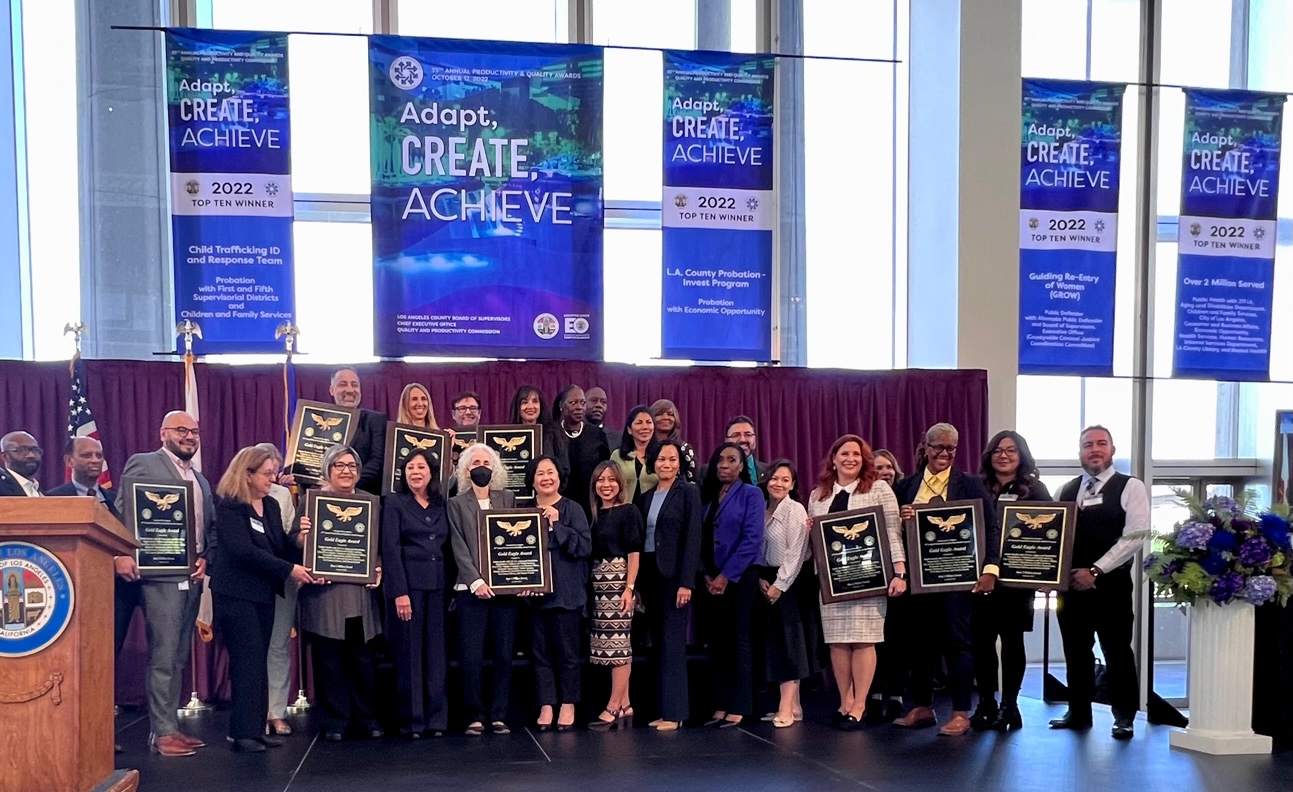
left=587, top=461, right=644, bottom=729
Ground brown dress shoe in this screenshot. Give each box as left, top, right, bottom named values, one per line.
left=151, top=734, right=196, bottom=757
left=175, top=732, right=206, bottom=748
left=893, top=706, right=937, bottom=728
left=938, top=713, right=972, bottom=736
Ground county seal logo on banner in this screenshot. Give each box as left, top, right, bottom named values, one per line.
left=0, top=542, right=75, bottom=658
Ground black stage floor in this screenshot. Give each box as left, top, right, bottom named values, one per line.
left=114, top=693, right=1291, bottom=792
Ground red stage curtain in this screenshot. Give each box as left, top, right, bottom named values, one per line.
left=0, top=359, right=989, bottom=704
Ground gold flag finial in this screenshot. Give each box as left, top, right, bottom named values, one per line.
left=274, top=321, right=300, bottom=358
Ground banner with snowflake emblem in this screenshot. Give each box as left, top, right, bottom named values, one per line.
left=1018, top=79, right=1126, bottom=376
left=165, top=29, right=295, bottom=354
left=1173, top=89, right=1285, bottom=381
left=661, top=51, right=775, bottom=362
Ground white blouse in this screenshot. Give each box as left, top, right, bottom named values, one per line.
left=762, top=497, right=810, bottom=592
left=806, top=479, right=905, bottom=565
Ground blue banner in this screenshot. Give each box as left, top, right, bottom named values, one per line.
left=1172, top=89, right=1284, bottom=381
left=166, top=30, right=295, bottom=354
left=369, top=37, right=604, bottom=360
left=661, top=52, right=775, bottom=362
left=1018, top=80, right=1126, bottom=376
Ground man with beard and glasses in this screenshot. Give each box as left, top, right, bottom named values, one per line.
left=0, top=431, right=45, bottom=496
left=117, top=411, right=217, bottom=757
left=1049, top=425, right=1148, bottom=741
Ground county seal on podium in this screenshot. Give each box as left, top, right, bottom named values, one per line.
left=0, top=541, right=75, bottom=658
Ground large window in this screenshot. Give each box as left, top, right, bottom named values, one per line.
left=396, top=0, right=568, bottom=43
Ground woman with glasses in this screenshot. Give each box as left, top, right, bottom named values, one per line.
left=253, top=443, right=302, bottom=737
left=892, top=423, right=1001, bottom=736
left=649, top=399, right=697, bottom=482
left=291, top=445, right=384, bottom=742
left=973, top=431, right=1051, bottom=731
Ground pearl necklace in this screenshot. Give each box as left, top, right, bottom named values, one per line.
left=563, top=422, right=584, bottom=439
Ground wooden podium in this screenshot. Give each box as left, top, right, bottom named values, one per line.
left=0, top=498, right=140, bottom=792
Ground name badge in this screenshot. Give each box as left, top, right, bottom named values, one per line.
left=1081, top=495, right=1104, bottom=508
left=178, top=580, right=190, bottom=591
left=250, top=518, right=266, bottom=534
left=998, top=494, right=1018, bottom=502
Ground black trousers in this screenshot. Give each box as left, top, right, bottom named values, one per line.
left=909, top=592, right=975, bottom=712
left=1056, top=574, right=1139, bottom=717
left=114, top=578, right=143, bottom=658
left=638, top=554, right=690, bottom=722
left=972, top=588, right=1032, bottom=703
left=532, top=608, right=582, bottom=706
left=387, top=589, right=447, bottom=732
left=307, top=618, right=379, bottom=733
left=214, top=593, right=275, bottom=741
left=704, top=566, right=759, bottom=718
left=455, top=591, right=520, bottom=724
left=872, top=592, right=913, bottom=701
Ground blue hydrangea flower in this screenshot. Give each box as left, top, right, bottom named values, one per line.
left=1206, top=495, right=1239, bottom=516
left=1200, top=551, right=1230, bottom=576
left=1174, top=521, right=1214, bottom=551
left=1242, top=575, right=1278, bottom=606
left=1207, top=529, right=1239, bottom=554
left=1237, top=537, right=1273, bottom=567
left=1259, top=514, right=1291, bottom=551
left=1143, top=554, right=1158, bottom=572
left=1209, top=571, right=1245, bottom=604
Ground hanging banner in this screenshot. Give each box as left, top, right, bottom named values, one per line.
left=1018, top=80, right=1126, bottom=376
left=369, top=37, right=604, bottom=360
left=1172, top=89, right=1284, bottom=381
left=165, top=29, right=294, bottom=354
left=661, top=51, right=775, bottom=362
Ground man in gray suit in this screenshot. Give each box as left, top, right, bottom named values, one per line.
left=116, top=411, right=216, bottom=757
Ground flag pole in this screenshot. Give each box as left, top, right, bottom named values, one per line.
left=276, top=321, right=311, bottom=713
left=175, top=320, right=212, bottom=717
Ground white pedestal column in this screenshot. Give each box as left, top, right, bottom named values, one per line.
left=1169, top=601, right=1272, bottom=755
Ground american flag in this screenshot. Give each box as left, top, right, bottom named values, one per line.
left=67, top=354, right=111, bottom=487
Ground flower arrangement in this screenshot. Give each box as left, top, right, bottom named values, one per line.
left=1144, top=494, right=1292, bottom=607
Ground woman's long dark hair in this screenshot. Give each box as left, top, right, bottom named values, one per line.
left=980, top=430, right=1042, bottom=497
left=759, top=458, right=801, bottom=505
left=618, top=404, right=659, bottom=460
left=397, top=447, right=443, bottom=502
left=508, top=385, right=547, bottom=425
left=700, top=442, right=752, bottom=504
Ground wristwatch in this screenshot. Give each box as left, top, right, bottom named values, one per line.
left=625, top=583, right=635, bottom=591
left=894, top=572, right=908, bottom=581
left=1089, top=566, right=1103, bottom=579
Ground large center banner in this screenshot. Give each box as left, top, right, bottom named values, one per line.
left=1018, top=80, right=1126, bottom=376
left=1172, top=89, right=1284, bottom=381
left=661, top=52, right=775, bottom=362
left=165, top=30, right=295, bottom=354
left=369, top=37, right=604, bottom=360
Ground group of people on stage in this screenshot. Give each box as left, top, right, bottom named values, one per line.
left=0, top=366, right=1148, bottom=756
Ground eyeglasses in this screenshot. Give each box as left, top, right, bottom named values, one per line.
left=727, top=432, right=756, bottom=440
left=454, top=405, right=481, bottom=414
left=992, top=447, right=1019, bottom=458
left=928, top=444, right=957, bottom=455
left=331, top=462, right=359, bottom=472
left=164, top=427, right=201, bottom=438
left=3, top=445, right=41, bottom=455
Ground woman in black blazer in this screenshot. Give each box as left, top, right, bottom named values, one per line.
left=211, top=445, right=315, bottom=752
left=381, top=448, right=451, bottom=738
left=526, top=455, right=592, bottom=731
left=633, top=438, right=702, bottom=731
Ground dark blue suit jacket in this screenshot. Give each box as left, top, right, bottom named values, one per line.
left=893, top=467, right=1002, bottom=568
left=47, top=481, right=119, bottom=518
left=707, top=481, right=766, bottom=582
left=0, top=468, right=33, bottom=497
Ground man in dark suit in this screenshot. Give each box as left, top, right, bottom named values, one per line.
left=0, top=431, right=45, bottom=496
left=891, top=422, right=1000, bottom=736
left=586, top=387, right=621, bottom=451
left=116, top=411, right=216, bottom=757
left=329, top=367, right=387, bottom=496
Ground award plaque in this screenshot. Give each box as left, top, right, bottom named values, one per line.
left=382, top=422, right=449, bottom=495
left=477, top=508, right=552, bottom=595
left=303, top=490, right=379, bottom=585
left=996, top=501, right=1077, bottom=591
left=450, top=426, right=479, bottom=467
left=286, top=400, right=359, bottom=486
left=479, top=425, right=543, bottom=502
left=130, top=481, right=196, bottom=577
left=907, top=499, right=986, bottom=595
left=810, top=506, right=893, bottom=603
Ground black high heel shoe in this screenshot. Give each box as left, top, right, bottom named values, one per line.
left=970, top=700, right=999, bottom=731
left=991, top=701, right=1023, bottom=731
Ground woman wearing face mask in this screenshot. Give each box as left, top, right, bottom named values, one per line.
left=972, top=430, right=1051, bottom=731
left=634, top=439, right=702, bottom=731
left=648, top=399, right=696, bottom=482
left=508, top=385, right=569, bottom=499
left=587, top=462, right=644, bottom=729
left=291, top=445, right=384, bottom=742
left=757, top=460, right=811, bottom=728
left=697, top=442, right=766, bottom=728
left=611, top=405, right=658, bottom=500
left=526, top=455, right=592, bottom=731
left=381, top=447, right=450, bottom=739
left=447, top=443, right=518, bottom=736
left=807, top=435, right=906, bottom=731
